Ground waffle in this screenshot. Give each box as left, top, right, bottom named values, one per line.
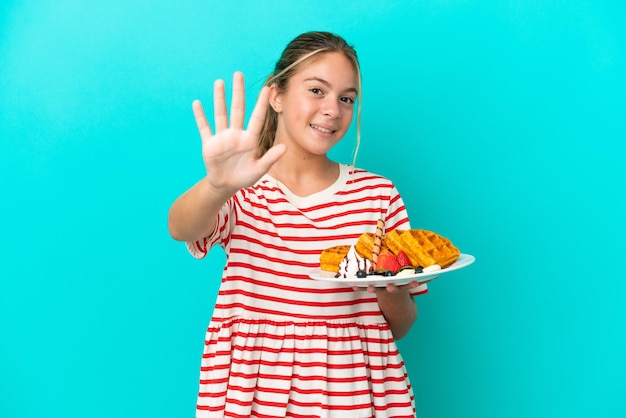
left=355, top=232, right=389, bottom=261
left=385, top=229, right=460, bottom=268
left=319, top=245, right=352, bottom=273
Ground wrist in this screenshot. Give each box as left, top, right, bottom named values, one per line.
left=202, top=176, right=238, bottom=202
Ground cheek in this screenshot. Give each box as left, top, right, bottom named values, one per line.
left=287, top=101, right=316, bottom=122
left=341, top=109, right=355, bottom=128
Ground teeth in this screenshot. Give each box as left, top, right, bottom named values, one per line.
left=312, top=124, right=334, bottom=133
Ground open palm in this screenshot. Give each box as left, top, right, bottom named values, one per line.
left=193, top=72, right=286, bottom=193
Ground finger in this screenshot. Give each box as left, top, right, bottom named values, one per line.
left=246, top=85, right=271, bottom=135
left=213, top=79, right=228, bottom=132
left=192, top=100, right=213, bottom=140
left=256, top=143, right=287, bottom=172
left=229, top=72, right=245, bottom=129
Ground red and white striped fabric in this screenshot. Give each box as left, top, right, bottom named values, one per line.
left=187, top=164, right=427, bottom=418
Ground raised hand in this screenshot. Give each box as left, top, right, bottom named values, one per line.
left=193, top=72, right=286, bottom=195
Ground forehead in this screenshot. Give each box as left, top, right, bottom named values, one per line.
left=293, top=52, right=358, bottom=90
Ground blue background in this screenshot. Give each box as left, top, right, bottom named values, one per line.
left=1, top=1, right=624, bottom=417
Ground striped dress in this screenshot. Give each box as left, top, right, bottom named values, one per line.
left=187, top=164, right=427, bottom=418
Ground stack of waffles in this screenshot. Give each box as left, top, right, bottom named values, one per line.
left=320, top=221, right=460, bottom=274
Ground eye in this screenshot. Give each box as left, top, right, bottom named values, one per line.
left=341, top=96, right=355, bottom=104
left=310, top=88, right=323, bottom=95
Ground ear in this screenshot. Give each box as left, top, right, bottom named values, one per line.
left=268, top=84, right=283, bottom=113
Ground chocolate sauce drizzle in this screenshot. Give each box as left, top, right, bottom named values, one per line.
left=335, top=257, right=371, bottom=278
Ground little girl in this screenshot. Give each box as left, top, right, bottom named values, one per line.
left=169, top=31, right=426, bottom=418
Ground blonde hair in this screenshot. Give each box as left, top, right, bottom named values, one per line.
left=258, top=31, right=362, bottom=166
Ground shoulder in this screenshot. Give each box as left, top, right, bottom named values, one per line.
left=344, top=164, right=395, bottom=188
left=236, top=176, right=285, bottom=201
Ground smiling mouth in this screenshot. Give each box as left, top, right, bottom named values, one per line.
left=311, top=124, right=336, bottom=134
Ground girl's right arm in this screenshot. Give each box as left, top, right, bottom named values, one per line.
left=168, top=72, right=286, bottom=242
left=167, top=177, right=234, bottom=242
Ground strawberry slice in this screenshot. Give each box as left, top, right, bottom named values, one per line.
left=395, top=250, right=411, bottom=268
left=376, top=251, right=400, bottom=274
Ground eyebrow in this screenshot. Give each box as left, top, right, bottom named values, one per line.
left=303, top=77, right=358, bottom=94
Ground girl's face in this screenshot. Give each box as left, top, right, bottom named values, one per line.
left=271, top=52, right=358, bottom=158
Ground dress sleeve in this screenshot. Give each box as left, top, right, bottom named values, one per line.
left=185, top=196, right=236, bottom=259
left=384, top=184, right=411, bottom=232
left=411, top=282, right=429, bottom=296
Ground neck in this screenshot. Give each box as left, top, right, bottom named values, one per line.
left=269, top=158, right=340, bottom=197
left=270, top=155, right=335, bottom=177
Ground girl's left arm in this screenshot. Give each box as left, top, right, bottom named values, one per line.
left=375, top=284, right=419, bottom=339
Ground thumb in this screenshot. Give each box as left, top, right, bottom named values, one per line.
left=257, top=143, right=287, bottom=172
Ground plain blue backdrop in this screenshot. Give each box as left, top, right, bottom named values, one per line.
left=1, top=1, right=624, bottom=417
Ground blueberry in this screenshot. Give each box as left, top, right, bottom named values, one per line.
left=356, top=270, right=367, bottom=278
left=415, top=266, right=423, bottom=274
left=383, top=270, right=395, bottom=277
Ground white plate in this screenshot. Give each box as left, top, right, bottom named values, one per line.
left=309, top=253, right=475, bottom=287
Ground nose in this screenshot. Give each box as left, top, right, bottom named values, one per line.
left=322, top=97, right=341, bottom=119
